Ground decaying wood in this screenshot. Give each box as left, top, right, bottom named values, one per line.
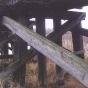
left=2, top=16, right=88, bottom=87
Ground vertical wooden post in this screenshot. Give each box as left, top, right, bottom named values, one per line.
left=18, top=16, right=28, bottom=86
left=72, top=23, right=84, bottom=59
left=13, top=36, right=20, bottom=82
left=1, top=32, right=8, bottom=64
left=36, top=17, right=47, bottom=87
left=53, top=17, right=64, bottom=85
left=13, top=16, right=28, bottom=86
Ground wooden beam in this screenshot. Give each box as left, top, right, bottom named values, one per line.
left=36, top=17, right=47, bottom=87
left=0, top=24, right=59, bottom=79
left=0, top=55, right=13, bottom=59
left=0, top=49, right=37, bottom=80
left=76, top=28, right=88, bottom=37
left=0, top=28, right=56, bottom=80
left=30, top=12, right=85, bottom=20
left=46, top=13, right=85, bottom=40
left=1, top=0, right=88, bottom=11
left=2, top=16, right=88, bottom=87
left=18, top=16, right=27, bottom=86
left=0, top=20, right=73, bottom=80
left=49, top=13, right=85, bottom=42
left=0, top=22, right=72, bottom=80
left=53, top=17, right=64, bottom=85
left=72, top=23, right=84, bottom=59
left=1, top=33, right=9, bottom=63
left=0, top=17, right=76, bottom=80
left=0, top=1, right=86, bottom=21
left=9, top=1, right=87, bottom=16
left=13, top=16, right=27, bottom=86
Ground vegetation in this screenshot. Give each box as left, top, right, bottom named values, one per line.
left=25, top=31, right=87, bottom=88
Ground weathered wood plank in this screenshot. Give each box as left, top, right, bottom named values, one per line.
left=0, top=22, right=69, bottom=80
left=30, top=11, right=85, bottom=20
left=0, top=26, right=68, bottom=80
left=0, top=19, right=71, bottom=80
left=2, top=16, right=88, bottom=87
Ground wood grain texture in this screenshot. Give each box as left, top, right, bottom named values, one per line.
left=2, top=16, right=88, bottom=87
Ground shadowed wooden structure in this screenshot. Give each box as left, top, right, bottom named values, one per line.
left=0, top=0, right=88, bottom=88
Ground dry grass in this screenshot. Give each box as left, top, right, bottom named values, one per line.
left=25, top=62, right=38, bottom=87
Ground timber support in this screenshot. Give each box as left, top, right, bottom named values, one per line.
left=0, top=1, right=88, bottom=87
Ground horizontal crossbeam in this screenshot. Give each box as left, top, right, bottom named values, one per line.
left=0, top=55, right=13, bottom=59
left=76, top=27, right=88, bottom=37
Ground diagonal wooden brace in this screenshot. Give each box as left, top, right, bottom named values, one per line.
left=2, top=15, right=88, bottom=87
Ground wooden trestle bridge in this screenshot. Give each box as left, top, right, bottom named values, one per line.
left=0, top=0, right=88, bottom=87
